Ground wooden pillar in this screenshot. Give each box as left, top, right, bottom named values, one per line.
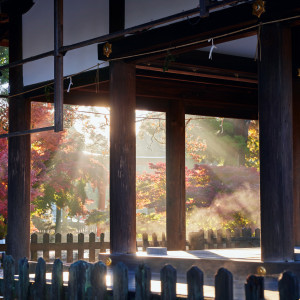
left=293, top=27, right=300, bottom=246
left=259, top=23, right=294, bottom=261
left=166, top=100, right=186, bottom=250
left=7, top=11, right=31, bottom=261
left=109, top=61, right=136, bottom=254
left=109, top=0, right=136, bottom=254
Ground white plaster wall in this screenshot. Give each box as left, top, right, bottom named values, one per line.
left=22, top=0, right=199, bottom=86
left=22, top=1, right=256, bottom=86
left=23, top=0, right=110, bottom=86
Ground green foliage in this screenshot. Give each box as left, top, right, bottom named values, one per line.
left=222, top=211, right=255, bottom=231
left=245, top=121, right=260, bottom=170
left=0, top=215, right=6, bottom=238
left=0, top=47, right=8, bottom=92
left=85, top=209, right=108, bottom=225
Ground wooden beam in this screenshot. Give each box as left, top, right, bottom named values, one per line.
left=109, top=0, right=125, bottom=34
left=27, top=71, right=258, bottom=119
left=166, top=100, right=186, bottom=250
left=293, top=27, right=300, bottom=246
left=54, top=0, right=64, bottom=132
left=109, top=61, right=136, bottom=254
left=98, top=2, right=300, bottom=63
left=7, top=10, right=31, bottom=265
left=259, top=23, right=294, bottom=262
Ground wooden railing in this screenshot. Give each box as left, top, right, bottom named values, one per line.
left=188, top=228, right=260, bottom=250
left=1, top=255, right=298, bottom=299
left=0, top=228, right=260, bottom=263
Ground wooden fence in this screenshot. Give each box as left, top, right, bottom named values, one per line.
left=0, top=229, right=260, bottom=263
left=188, top=228, right=260, bottom=250
left=0, top=255, right=299, bottom=299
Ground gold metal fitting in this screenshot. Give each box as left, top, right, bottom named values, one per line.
left=252, top=0, right=266, bottom=18
left=256, top=266, right=266, bottom=276
left=297, top=68, right=300, bottom=78
left=103, top=42, right=112, bottom=58
left=104, top=257, right=112, bottom=266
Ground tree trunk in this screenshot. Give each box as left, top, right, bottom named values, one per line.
left=55, top=207, right=62, bottom=234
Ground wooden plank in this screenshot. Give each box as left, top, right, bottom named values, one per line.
left=33, top=257, right=46, bottom=300
left=142, top=233, right=149, bottom=251
left=67, top=233, right=73, bottom=263
left=278, top=271, right=299, bottom=300
left=91, top=261, right=107, bottom=299
left=113, top=262, right=128, bottom=300
left=31, top=234, right=38, bottom=261
left=259, top=23, right=294, bottom=261
left=0, top=126, right=55, bottom=139
left=68, top=260, right=92, bottom=299
left=54, top=0, right=64, bottom=132
left=43, top=233, right=50, bottom=262
left=135, top=264, right=151, bottom=300
left=89, top=232, right=96, bottom=262
left=110, top=61, right=136, bottom=254
left=51, top=259, right=63, bottom=300
left=215, top=268, right=233, bottom=300
left=166, top=100, right=186, bottom=250
left=3, top=255, right=15, bottom=300
left=7, top=10, right=31, bottom=264
left=30, top=240, right=110, bottom=252
left=160, top=264, right=177, bottom=300
left=99, top=232, right=106, bottom=254
left=109, top=0, right=125, bottom=34
left=78, top=233, right=84, bottom=260
left=18, top=257, right=29, bottom=300
left=55, top=233, right=62, bottom=259
left=292, top=27, right=300, bottom=246
left=187, top=266, right=204, bottom=300
left=244, top=275, right=264, bottom=300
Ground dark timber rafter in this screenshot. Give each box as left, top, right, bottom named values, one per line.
left=98, top=2, right=300, bottom=63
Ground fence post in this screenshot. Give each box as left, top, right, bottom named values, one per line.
left=51, top=259, right=63, bottom=300
left=78, top=233, right=84, bottom=260
left=67, top=233, right=73, bottom=263
left=245, top=275, right=264, bottom=300
left=217, top=229, right=223, bottom=249
left=43, top=233, right=50, bottom=262
left=152, top=233, right=159, bottom=247
left=160, top=264, right=177, bottom=300
left=162, top=233, right=166, bottom=247
left=135, top=264, right=151, bottom=300
left=199, top=229, right=205, bottom=250
left=215, top=268, right=233, bottom=300
left=188, top=233, right=196, bottom=250
left=31, top=233, right=38, bottom=261
left=207, top=229, right=214, bottom=249
left=226, top=229, right=232, bottom=248
left=187, top=266, right=204, bottom=300
left=91, top=261, right=107, bottom=299
left=3, top=255, right=15, bottom=300
left=142, top=233, right=149, bottom=251
left=278, top=271, right=299, bottom=300
left=100, top=232, right=105, bottom=253
left=68, top=260, right=92, bottom=300
left=55, top=233, right=62, bottom=259
left=33, top=257, right=46, bottom=300
left=255, top=229, right=260, bottom=247
left=89, top=232, right=96, bottom=262
left=234, top=228, right=240, bottom=248
left=18, top=257, right=30, bottom=300
left=113, top=262, right=128, bottom=300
